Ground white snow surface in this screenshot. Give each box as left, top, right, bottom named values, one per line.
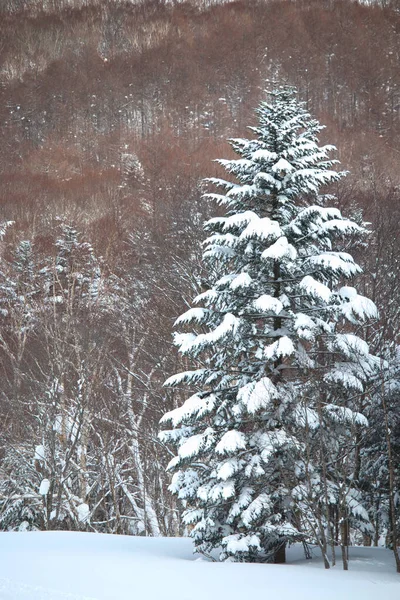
left=261, top=236, right=297, bottom=261
left=230, top=272, right=252, bottom=290
left=34, top=445, right=46, bottom=462
left=238, top=377, right=278, bottom=413
left=215, top=429, right=246, bottom=454
left=300, top=275, right=332, bottom=302
left=0, top=532, right=398, bottom=600
left=39, top=479, right=50, bottom=496
left=174, top=307, right=208, bottom=326
left=77, top=504, right=90, bottom=523
left=253, top=294, right=283, bottom=314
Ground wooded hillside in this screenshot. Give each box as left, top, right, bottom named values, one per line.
left=0, top=0, right=399, bottom=545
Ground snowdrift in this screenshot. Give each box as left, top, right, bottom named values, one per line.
left=0, top=532, right=398, bottom=599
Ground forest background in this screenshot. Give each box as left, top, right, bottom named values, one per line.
left=0, top=0, right=399, bottom=540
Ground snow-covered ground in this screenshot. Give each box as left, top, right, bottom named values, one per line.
left=0, top=532, right=398, bottom=599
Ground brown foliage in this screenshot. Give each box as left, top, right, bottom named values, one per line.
left=0, top=0, right=399, bottom=534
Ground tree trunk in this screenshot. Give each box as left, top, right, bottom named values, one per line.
left=340, top=518, right=349, bottom=571
left=274, top=543, right=286, bottom=564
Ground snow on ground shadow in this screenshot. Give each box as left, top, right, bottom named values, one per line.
left=0, top=532, right=398, bottom=600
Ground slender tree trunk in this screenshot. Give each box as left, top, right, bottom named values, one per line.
left=124, top=357, right=161, bottom=537
left=340, top=513, right=349, bottom=571
left=274, top=543, right=286, bottom=564
left=316, top=390, right=331, bottom=570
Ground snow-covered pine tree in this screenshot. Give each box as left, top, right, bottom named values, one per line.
left=361, top=349, right=400, bottom=571
left=160, top=88, right=378, bottom=564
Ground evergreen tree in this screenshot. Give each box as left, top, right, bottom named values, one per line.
left=160, top=88, right=378, bottom=563
left=361, top=349, right=400, bottom=571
